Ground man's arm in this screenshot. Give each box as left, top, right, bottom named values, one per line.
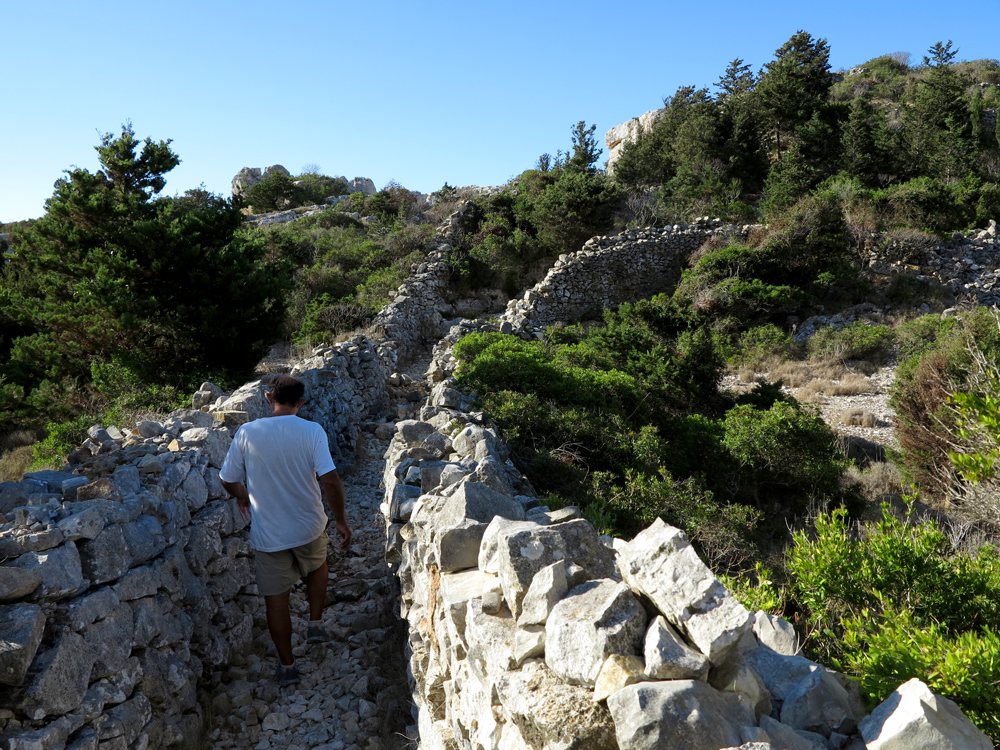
left=319, top=469, right=351, bottom=550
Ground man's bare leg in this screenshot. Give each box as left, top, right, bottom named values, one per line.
left=305, top=560, right=329, bottom=622
left=264, top=591, right=295, bottom=666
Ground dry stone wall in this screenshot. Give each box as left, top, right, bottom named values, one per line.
left=0, top=204, right=462, bottom=750
left=378, top=327, right=995, bottom=750
left=499, top=220, right=743, bottom=336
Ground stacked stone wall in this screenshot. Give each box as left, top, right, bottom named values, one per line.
left=377, top=326, right=995, bottom=750
left=499, top=220, right=743, bottom=335
left=0, top=202, right=464, bottom=750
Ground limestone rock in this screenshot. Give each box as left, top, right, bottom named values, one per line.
left=710, top=661, right=772, bottom=721
left=858, top=678, right=992, bottom=750
left=618, top=518, right=751, bottom=663
left=513, top=625, right=545, bottom=666
left=57, top=504, right=105, bottom=541
left=439, top=480, right=525, bottom=528
left=491, top=517, right=616, bottom=619
left=78, top=524, right=132, bottom=585
left=545, top=579, right=646, bottom=686
left=20, top=631, right=94, bottom=720
left=753, top=610, right=800, bottom=655
left=495, top=660, right=617, bottom=750
left=757, top=715, right=826, bottom=750
left=435, top=520, right=488, bottom=572
left=9, top=542, right=85, bottom=601
left=742, top=647, right=856, bottom=735
left=517, top=560, right=568, bottom=627
left=0, top=567, right=41, bottom=601
left=0, top=603, right=46, bottom=686
left=593, top=654, right=644, bottom=702
left=606, top=679, right=755, bottom=750
left=643, top=615, right=710, bottom=681
left=83, top=602, right=134, bottom=679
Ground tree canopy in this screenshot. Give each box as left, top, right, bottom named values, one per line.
left=1, top=125, right=292, bottom=402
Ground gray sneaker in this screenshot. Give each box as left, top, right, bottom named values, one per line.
left=275, top=661, right=300, bottom=686
left=306, top=624, right=327, bottom=644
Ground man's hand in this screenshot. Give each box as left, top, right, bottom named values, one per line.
left=221, top=480, right=251, bottom=524
left=335, top=519, right=352, bottom=550
left=319, top=470, right=351, bottom=550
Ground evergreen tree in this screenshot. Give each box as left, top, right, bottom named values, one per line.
left=904, top=41, right=973, bottom=179
left=3, top=125, right=292, bottom=387
left=567, top=121, right=603, bottom=173
left=716, top=58, right=756, bottom=100
left=755, top=31, right=834, bottom=158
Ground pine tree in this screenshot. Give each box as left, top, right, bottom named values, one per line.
left=567, top=121, right=603, bottom=173
left=3, top=125, right=292, bottom=386
left=754, top=31, right=834, bottom=158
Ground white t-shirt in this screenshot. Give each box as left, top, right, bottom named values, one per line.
left=219, top=415, right=337, bottom=552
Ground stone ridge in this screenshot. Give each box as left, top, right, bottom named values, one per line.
left=377, top=320, right=995, bottom=750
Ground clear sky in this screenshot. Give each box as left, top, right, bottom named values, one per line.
left=3, top=0, right=997, bottom=221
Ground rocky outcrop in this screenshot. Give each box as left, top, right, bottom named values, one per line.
left=378, top=327, right=995, bottom=750
left=604, top=108, right=666, bottom=174
left=230, top=165, right=290, bottom=198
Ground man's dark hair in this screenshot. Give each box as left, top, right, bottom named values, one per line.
left=271, top=376, right=306, bottom=406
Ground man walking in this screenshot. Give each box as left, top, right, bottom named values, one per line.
left=220, top=375, right=351, bottom=685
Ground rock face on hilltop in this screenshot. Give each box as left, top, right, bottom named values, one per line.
left=230, top=164, right=290, bottom=198
left=230, top=167, right=377, bottom=199
left=604, top=108, right=666, bottom=173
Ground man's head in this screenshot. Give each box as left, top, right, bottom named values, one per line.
left=269, top=376, right=306, bottom=407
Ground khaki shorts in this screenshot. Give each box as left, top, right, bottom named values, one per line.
left=254, top=535, right=328, bottom=596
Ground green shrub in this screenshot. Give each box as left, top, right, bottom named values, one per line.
left=891, top=308, right=1000, bottom=496
left=730, top=324, right=799, bottom=366
left=786, top=505, right=1000, bottom=738
left=32, top=415, right=93, bottom=469
left=596, top=468, right=761, bottom=569
left=806, top=322, right=895, bottom=362
left=723, top=400, right=847, bottom=507
left=841, top=606, right=1000, bottom=738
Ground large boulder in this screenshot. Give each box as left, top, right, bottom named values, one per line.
left=438, top=480, right=526, bottom=528
left=0, top=567, right=41, bottom=601
left=643, top=615, right=710, bottom=681
left=742, top=647, right=857, bottom=735
left=858, top=678, right=992, bottom=750
left=618, top=518, right=751, bottom=663
left=545, top=579, right=646, bottom=686
left=19, top=631, right=94, bottom=719
left=606, top=679, right=755, bottom=750
left=8, top=542, right=85, bottom=601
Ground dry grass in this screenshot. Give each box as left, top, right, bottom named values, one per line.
left=0, top=445, right=34, bottom=483
left=838, top=408, right=878, bottom=428
left=793, top=373, right=874, bottom=403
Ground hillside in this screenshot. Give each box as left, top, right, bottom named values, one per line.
left=2, top=31, right=1000, bottom=747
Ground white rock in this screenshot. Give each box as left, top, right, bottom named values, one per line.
left=545, top=579, right=646, bottom=686
left=859, top=678, right=992, bottom=750
left=643, top=615, right=710, bottom=681
left=618, top=518, right=751, bottom=664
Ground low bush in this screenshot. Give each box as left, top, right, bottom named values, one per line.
left=806, top=322, right=895, bottom=362
left=784, top=505, right=1000, bottom=739
left=723, top=400, right=848, bottom=508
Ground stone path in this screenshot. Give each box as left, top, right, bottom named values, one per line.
left=203, top=419, right=421, bottom=750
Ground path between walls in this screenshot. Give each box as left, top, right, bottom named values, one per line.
left=202, top=353, right=433, bottom=750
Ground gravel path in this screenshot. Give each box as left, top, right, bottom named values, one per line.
left=203, top=354, right=434, bottom=750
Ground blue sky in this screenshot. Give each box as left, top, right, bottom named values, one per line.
left=3, top=0, right=998, bottom=221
